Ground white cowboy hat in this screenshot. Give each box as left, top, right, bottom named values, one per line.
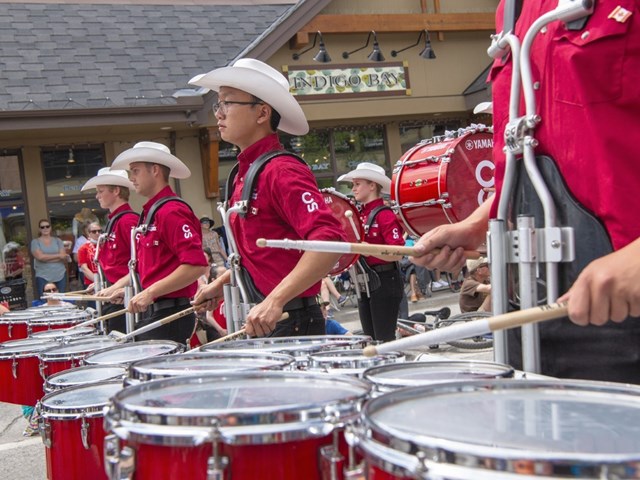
left=81, top=167, right=135, bottom=191
left=473, top=101, right=493, bottom=115
left=111, top=141, right=191, bottom=179
left=466, top=256, right=488, bottom=273
left=189, top=58, right=309, bottom=136
left=337, top=162, right=392, bottom=195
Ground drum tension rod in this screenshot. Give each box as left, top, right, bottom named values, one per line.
left=207, top=419, right=229, bottom=480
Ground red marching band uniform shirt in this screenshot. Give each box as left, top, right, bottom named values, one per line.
left=97, top=203, right=139, bottom=285
left=359, top=198, right=405, bottom=266
left=136, top=186, right=207, bottom=299
left=229, top=134, right=346, bottom=298
left=490, top=0, right=640, bottom=251
left=76, top=241, right=98, bottom=286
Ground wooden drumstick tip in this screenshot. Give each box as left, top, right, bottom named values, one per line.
left=363, top=345, right=378, bottom=357
left=256, top=238, right=267, bottom=247
left=345, top=210, right=353, bottom=218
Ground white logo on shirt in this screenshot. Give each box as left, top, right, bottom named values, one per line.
left=302, top=192, right=319, bottom=213
left=182, top=224, right=193, bottom=239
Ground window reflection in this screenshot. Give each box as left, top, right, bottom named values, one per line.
left=334, top=127, right=386, bottom=174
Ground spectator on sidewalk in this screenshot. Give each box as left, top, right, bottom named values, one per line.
left=459, top=257, right=491, bottom=313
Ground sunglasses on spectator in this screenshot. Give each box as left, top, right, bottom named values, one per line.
left=89, top=229, right=103, bottom=234
left=40, top=224, right=51, bottom=229
left=44, top=288, right=58, bottom=293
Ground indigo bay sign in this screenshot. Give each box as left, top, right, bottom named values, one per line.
left=285, top=62, right=410, bottom=100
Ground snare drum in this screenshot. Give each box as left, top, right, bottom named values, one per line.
left=0, top=338, right=59, bottom=405
left=28, top=309, right=92, bottom=336
left=200, top=335, right=371, bottom=369
left=308, top=349, right=405, bottom=377
left=104, top=372, right=371, bottom=480
left=38, top=337, right=118, bottom=379
left=363, top=360, right=514, bottom=396
left=320, top=188, right=363, bottom=275
left=82, top=340, right=183, bottom=367
left=353, top=379, right=640, bottom=479
left=392, top=125, right=494, bottom=236
left=44, top=365, right=127, bottom=392
left=29, top=326, right=96, bottom=342
left=127, top=351, right=295, bottom=384
left=39, top=381, right=124, bottom=480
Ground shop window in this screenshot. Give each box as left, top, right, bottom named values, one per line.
left=0, top=152, right=29, bottom=285
left=334, top=127, right=386, bottom=174
left=399, top=121, right=462, bottom=154
left=41, top=145, right=106, bottom=289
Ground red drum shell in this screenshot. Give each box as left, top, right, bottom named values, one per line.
left=320, top=188, right=363, bottom=275
left=0, top=338, right=59, bottom=405
left=0, top=318, right=29, bottom=342
left=392, top=130, right=494, bottom=236
left=40, top=381, right=123, bottom=480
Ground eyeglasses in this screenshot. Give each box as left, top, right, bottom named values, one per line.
left=89, top=229, right=103, bottom=234
left=213, top=100, right=263, bottom=115
left=43, top=288, right=58, bottom=293
left=39, top=225, right=51, bottom=229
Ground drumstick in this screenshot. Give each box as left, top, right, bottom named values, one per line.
left=199, top=312, right=290, bottom=347
left=116, top=306, right=196, bottom=343
left=62, top=308, right=128, bottom=331
left=256, top=238, right=481, bottom=260
left=203, top=328, right=247, bottom=345
left=363, top=302, right=568, bottom=357
left=42, top=294, right=112, bottom=302
left=61, top=287, right=92, bottom=295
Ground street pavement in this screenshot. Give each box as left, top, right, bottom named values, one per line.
left=0, top=287, right=493, bottom=480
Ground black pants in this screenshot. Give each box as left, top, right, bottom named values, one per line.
left=102, top=301, right=128, bottom=334
left=269, top=304, right=325, bottom=337
left=135, top=304, right=196, bottom=345
left=358, top=268, right=404, bottom=342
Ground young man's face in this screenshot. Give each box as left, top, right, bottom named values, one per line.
left=215, top=86, right=267, bottom=150
left=95, top=185, right=118, bottom=210
left=129, top=162, right=156, bottom=197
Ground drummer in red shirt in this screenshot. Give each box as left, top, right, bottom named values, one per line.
left=191, top=58, right=345, bottom=337
left=338, top=163, right=405, bottom=342
left=412, top=0, right=640, bottom=383
left=83, top=167, right=139, bottom=333
left=109, top=142, right=208, bottom=343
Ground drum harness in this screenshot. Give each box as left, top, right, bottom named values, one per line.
left=349, top=206, right=391, bottom=299
left=487, top=0, right=593, bottom=372
left=219, top=150, right=308, bottom=334
left=93, top=209, right=136, bottom=327
left=126, top=197, right=192, bottom=335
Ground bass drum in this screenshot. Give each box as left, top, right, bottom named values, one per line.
left=392, top=125, right=494, bottom=237
left=320, top=188, right=363, bottom=275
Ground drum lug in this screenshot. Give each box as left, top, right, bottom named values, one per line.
left=8, top=323, right=12, bottom=338
left=39, top=410, right=51, bottom=449
left=11, top=355, right=18, bottom=379
left=27, top=324, right=32, bottom=336
left=39, top=360, right=46, bottom=380
left=207, top=420, right=229, bottom=480
left=320, top=444, right=345, bottom=480
left=81, top=414, right=90, bottom=450
left=104, top=434, right=135, bottom=480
